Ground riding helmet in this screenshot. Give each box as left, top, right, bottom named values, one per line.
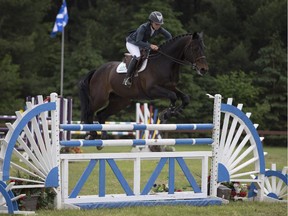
left=149, top=11, right=164, bottom=24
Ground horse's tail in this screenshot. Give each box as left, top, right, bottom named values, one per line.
left=78, top=70, right=95, bottom=123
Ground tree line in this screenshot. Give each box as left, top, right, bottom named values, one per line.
left=0, top=0, right=286, bottom=145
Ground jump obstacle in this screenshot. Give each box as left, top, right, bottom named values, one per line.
left=0, top=93, right=287, bottom=214
left=0, top=96, right=135, bottom=140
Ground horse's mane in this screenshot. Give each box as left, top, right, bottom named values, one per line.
left=159, top=33, right=193, bottom=49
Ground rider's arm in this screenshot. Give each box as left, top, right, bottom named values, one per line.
left=134, top=24, right=151, bottom=49
left=159, top=27, right=172, bottom=40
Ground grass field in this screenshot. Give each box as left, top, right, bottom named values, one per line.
left=31, top=145, right=287, bottom=216
left=35, top=202, right=287, bottom=216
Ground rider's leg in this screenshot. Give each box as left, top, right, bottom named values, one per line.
left=123, top=42, right=141, bottom=87
left=123, top=56, right=139, bottom=87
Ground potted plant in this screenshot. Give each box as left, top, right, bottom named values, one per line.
left=9, top=172, right=56, bottom=211
left=222, top=181, right=248, bottom=200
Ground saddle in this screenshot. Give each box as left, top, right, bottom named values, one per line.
left=116, top=49, right=149, bottom=74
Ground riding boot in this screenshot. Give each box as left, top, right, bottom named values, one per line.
left=123, top=56, right=138, bottom=87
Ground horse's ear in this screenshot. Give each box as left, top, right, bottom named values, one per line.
left=192, top=32, right=198, bottom=39
left=192, top=32, right=204, bottom=39
left=199, top=32, right=203, bottom=38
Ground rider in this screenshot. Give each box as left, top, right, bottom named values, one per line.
left=123, top=11, right=172, bottom=87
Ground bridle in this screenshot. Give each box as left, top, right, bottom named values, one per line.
left=152, top=37, right=206, bottom=75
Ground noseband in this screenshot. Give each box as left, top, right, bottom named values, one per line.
left=195, top=56, right=206, bottom=62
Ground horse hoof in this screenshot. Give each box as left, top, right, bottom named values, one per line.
left=159, top=109, right=172, bottom=122
left=163, top=112, right=171, bottom=121
left=96, top=146, right=103, bottom=151
left=85, top=134, right=97, bottom=140
left=171, top=110, right=182, bottom=117
left=159, top=114, right=167, bottom=123
left=149, top=145, right=162, bottom=152
left=85, top=135, right=92, bottom=140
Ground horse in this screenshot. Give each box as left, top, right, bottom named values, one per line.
left=79, top=32, right=208, bottom=140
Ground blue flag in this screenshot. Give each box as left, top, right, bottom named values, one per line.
left=51, top=0, right=69, bottom=37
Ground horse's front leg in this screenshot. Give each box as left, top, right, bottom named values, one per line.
left=173, top=88, right=190, bottom=113
left=147, top=85, right=178, bottom=122
left=160, top=87, right=190, bottom=118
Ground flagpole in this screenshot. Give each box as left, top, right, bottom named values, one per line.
left=60, top=27, right=64, bottom=96
left=51, top=0, right=68, bottom=96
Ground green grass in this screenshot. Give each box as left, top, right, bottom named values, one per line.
left=36, top=201, right=287, bottom=216
left=263, top=146, right=287, bottom=169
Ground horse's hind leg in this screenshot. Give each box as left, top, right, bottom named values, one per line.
left=79, top=96, right=99, bottom=140
left=85, top=111, right=98, bottom=140
left=85, top=98, right=109, bottom=141
left=97, top=94, right=131, bottom=139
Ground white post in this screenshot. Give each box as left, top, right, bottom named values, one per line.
left=135, top=103, right=142, bottom=139
left=142, top=104, right=151, bottom=151
left=210, top=94, right=222, bottom=197
left=143, top=103, right=150, bottom=139
left=50, top=93, right=62, bottom=209
left=201, top=155, right=209, bottom=196
left=134, top=103, right=151, bottom=152
left=257, top=173, right=265, bottom=201
left=133, top=156, right=141, bottom=195
left=61, top=159, right=69, bottom=202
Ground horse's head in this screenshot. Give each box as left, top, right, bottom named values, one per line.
left=185, top=32, right=209, bottom=75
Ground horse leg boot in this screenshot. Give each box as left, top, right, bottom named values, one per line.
left=123, top=56, right=138, bottom=87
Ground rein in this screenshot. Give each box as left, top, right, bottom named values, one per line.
left=152, top=37, right=206, bottom=68
left=146, top=35, right=207, bottom=75
left=156, top=50, right=193, bottom=66
left=156, top=49, right=206, bottom=73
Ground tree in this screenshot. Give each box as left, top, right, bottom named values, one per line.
left=65, top=30, right=105, bottom=119
left=0, top=1, right=58, bottom=98
left=0, top=0, right=286, bottom=138
left=254, top=34, right=287, bottom=131
left=245, top=0, right=287, bottom=59
left=0, top=55, right=24, bottom=114
left=215, top=71, right=259, bottom=104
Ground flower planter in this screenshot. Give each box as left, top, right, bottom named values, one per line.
left=22, top=195, right=40, bottom=211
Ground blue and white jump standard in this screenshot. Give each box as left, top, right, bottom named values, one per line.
left=3, top=91, right=279, bottom=213
left=0, top=93, right=223, bottom=212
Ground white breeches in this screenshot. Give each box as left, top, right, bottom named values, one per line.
left=126, top=42, right=141, bottom=58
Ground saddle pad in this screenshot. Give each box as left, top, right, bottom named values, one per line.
left=116, top=59, right=148, bottom=73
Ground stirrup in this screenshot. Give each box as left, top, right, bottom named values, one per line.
left=123, top=78, right=132, bottom=87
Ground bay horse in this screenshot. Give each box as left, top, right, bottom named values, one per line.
left=79, top=32, right=208, bottom=140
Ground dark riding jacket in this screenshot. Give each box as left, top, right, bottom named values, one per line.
left=126, top=22, right=172, bottom=49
